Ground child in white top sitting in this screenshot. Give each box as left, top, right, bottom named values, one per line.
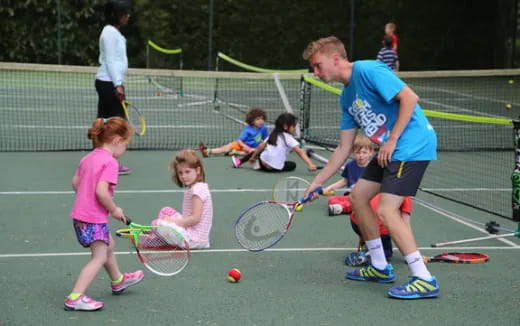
left=231, top=113, right=317, bottom=172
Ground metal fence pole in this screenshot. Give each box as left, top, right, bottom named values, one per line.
left=208, top=0, right=214, bottom=71
left=56, top=0, right=62, bottom=64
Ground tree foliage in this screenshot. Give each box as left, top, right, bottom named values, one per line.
left=0, top=0, right=518, bottom=70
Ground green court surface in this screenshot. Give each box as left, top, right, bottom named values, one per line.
left=1, top=151, right=519, bottom=326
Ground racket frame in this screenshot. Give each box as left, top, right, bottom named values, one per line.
left=121, top=100, right=146, bottom=136
left=122, top=219, right=190, bottom=276
left=234, top=200, right=293, bottom=252
left=235, top=187, right=323, bottom=251
left=427, top=252, right=489, bottom=264
left=272, top=176, right=310, bottom=202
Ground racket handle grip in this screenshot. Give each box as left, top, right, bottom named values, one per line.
left=124, top=216, right=132, bottom=225
left=300, top=186, right=323, bottom=204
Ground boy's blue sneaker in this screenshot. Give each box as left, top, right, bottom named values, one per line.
left=346, top=264, right=396, bottom=283
left=344, top=251, right=370, bottom=266
left=387, top=276, right=439, bottom=299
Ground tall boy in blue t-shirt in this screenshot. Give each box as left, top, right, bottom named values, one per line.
left=302, top=36, right=439, bottom=300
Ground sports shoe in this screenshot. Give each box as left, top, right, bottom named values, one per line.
left=345, top=251, right=371, bottom=266
left=111, top=270, right=144, bottom=295
left=387, top=276, right=439, bottom=299
left=198, top=142, right=208, bottom=157
left=64, top=294, right=103, bottom=311
left=118, top=164, right=131, bottom=175
left=328, top=204, right=343, bottom=216
left=252, top=160, right=261, bottom=170
left=224, top=149, right=238, bottom=156
left=231, top=156, right=242, bottom=168
left=346, top=264, right=396, bottom=283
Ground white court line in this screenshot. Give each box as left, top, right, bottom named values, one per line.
left=415, top=198, right=519, bottom=248
left=0, top=246, right=517, bottom=259
left=421, top=188, right=509, bottom=192
left=0, top=124, right=228, bottom=130
left=0, top=189, right=273, bottom=195
left=1, top=188, right=507, bottom=196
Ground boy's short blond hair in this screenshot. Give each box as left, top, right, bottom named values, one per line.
left=353, top=135, right=373, bottom=152
left=385, top=22, right=396, bottom=32
left=302, top=36, right=347, bottom=61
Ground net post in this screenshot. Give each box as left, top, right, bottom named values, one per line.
left=299, top=75, right=312, bottom=145
left=178, top=52, right=184, bottom=96
left=512, top=119, right=520, bottom=222
left=146, top=40, right=150, bottom=69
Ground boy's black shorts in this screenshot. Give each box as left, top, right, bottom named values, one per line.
left=360, top=157, right=430, bottom=197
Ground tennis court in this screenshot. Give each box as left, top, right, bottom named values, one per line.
left=1, top=62, right=520, bottom=325
left=1, top=149, right=519, bottom=325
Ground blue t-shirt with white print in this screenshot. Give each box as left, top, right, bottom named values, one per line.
left=340, top=60, right=437, bottom=161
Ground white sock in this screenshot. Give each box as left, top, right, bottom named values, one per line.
left=365, top=238, right=387, bottom=270
left=405, top=251, right=432, bottom=281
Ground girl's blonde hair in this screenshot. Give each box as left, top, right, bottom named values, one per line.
left=170, top=149, right=206, bottom=187
left=87, top=117, right=134, bottom=148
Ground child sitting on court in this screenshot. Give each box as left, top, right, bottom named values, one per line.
left=151, top=149, right=213, bottom=249
left=322, top=135, right=413, bottom=264
left=65, top=117, right=143, bottom=312
left=199, top=107, right=268, bottom=157
left=231, top=113, right=317, bottom=172
left=325, top=135, right=373, bottom=215
left=345, top=194, right=413, bottom=265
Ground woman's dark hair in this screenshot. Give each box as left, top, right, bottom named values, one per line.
left=267, top=113, right=297, bottom=147
left=104, top=0, right=131, bottom=26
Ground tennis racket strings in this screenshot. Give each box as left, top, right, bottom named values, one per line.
left=235, top=202, right=290, bottom=250
left=136, top=232, right=190, bottom=276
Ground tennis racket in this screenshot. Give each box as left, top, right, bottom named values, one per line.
left=273, top=176, right=312, bottom=202
left=234, top=186, right=325, bottom=251
left=116, top=228, right=151, bottom=238
left=425, top=252, right=489, bottom=264
left=121, top=100, right=146, bottom=136
left=273, top=176, right=334, bottom=203
left=121, top=217, right=190, bottom=276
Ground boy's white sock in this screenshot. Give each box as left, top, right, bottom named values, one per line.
left=405, top=251, right=432, bottom=281
left=365, top=238, right=387, bottom=270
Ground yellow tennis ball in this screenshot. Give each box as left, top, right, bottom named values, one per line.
left=227, top=268, right=241, bottom=283
left=295, top=204, right=303, bottom=212
left=506, top=104, right=512, bottom=110
left=509, top=79, right=514, bottom=85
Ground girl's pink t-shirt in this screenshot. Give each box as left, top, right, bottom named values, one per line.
left=183, top=182, right=213, bottom=243
left=70, top=148, right=118, bottom=223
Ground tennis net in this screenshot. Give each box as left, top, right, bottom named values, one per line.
left=2, top=61, right=519, bottom=219
left=300, top=70, right=520, bottom=220
left=0, top=62, right=300, bottom=151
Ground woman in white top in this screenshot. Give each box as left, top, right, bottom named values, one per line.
left=95, top=0, right=132, bottom=174
left=233, top=113, right=317, bottom=172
